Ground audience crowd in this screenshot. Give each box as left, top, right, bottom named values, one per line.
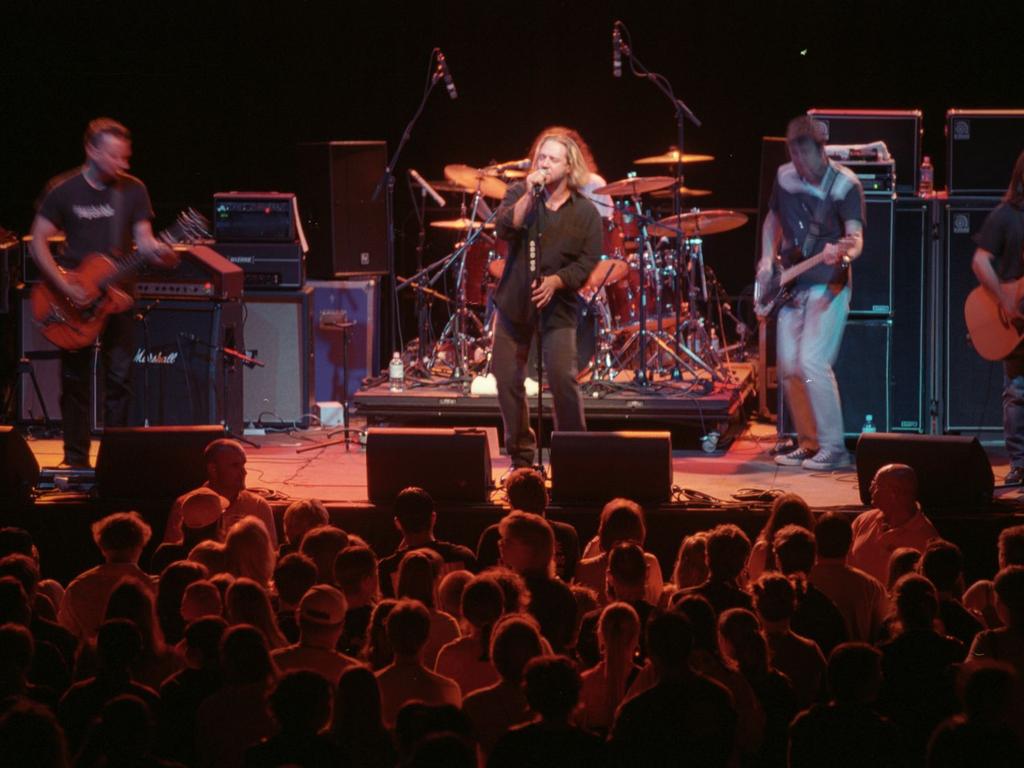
left=0, top=440, right=1022, bottom=768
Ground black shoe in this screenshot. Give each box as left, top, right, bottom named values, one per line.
left=1005, top=466, right=1024, bottom=486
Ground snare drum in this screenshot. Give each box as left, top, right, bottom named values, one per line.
left=605, top=252, right=661, bottom=332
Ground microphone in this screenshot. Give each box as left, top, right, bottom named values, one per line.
left=532, top=169, right=548, bottom=195
left=612, top=23, right=622, bottom=78
left=409, top=169, right=446, bottom=207
left=437, top=51, right=458, bottom=100
left=492, top=159, right=531, bottom=172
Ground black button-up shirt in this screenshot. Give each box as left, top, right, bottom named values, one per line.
left=494, top=181, right=603, bottom=329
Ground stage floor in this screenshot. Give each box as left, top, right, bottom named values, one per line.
left=25, top=419, right=1024, bottom=511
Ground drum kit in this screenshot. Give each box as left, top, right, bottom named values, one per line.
left=399, top=148, right=748, bottom=390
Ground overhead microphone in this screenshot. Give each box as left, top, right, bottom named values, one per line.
left=409, top=169, right=446, bottom=207
left=612, top=23, right=622, bottom=78
left=436, top=50, right=458, bottom=100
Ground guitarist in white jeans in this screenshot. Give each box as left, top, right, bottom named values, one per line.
left=970, top=150, right=1024, bottom=485
left=757, top=116, right=865, bottom=471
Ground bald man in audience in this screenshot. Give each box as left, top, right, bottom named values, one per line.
left=847, top=464, right=939, bottom=584
left=164, top=439, right=278, bottom=548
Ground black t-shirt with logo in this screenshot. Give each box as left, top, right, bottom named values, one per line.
left=36, top=169, right=153, bottom=268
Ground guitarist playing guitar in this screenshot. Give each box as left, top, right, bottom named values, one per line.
left=756, top=116, right=864, bottom=472
left=969, top=149, right=1024, bottom=485
left=29, top=117, right=177, bottom=469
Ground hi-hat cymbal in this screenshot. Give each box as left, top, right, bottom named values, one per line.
left=429, top=218, right=496, bottom=231
left=648, top=209, right=748, bottom=238
left=444, top=164, right=508, bottom=199
left=593, top=176, right=675, bottom=197
left=649, top=185, right=713, bottom=199
left=634, top=150, right=715, bottom=165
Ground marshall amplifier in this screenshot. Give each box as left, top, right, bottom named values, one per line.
left=946, top=109, right=1024, bottom=196
left=808, top=109, right=923, bottom=193
left=213, top=192, right=298, bottom=242
left=124, top=299, right=244, bottom=435
left=212, top=242, right=305, bottom=290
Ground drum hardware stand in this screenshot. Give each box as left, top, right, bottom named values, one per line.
left=5, top=351, right=60, bottom=436
left=134, top=298, right=161, bottom=428
left=579, top=264, right=623, bottom=382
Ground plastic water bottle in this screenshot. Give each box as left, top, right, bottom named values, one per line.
left=388, top=352, right=405, bottom=392
left=918, top=156, right=934, bottom=197
left=861, top=414, right=877, bottom=434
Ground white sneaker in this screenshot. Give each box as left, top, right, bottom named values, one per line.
left=801, top=449, right=852, bottom=471
left=774, top=447, right=816, bottom=467
left=525, top=377, right=539, bottom=397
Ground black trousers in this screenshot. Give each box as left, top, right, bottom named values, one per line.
left=492, top=310, right=586, bottom=467
left=59, top=310, right=135, bottom=465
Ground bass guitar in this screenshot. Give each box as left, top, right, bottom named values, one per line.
left=963, top=278, right=1024, bottom=361
left=754, top=237, right=855, bottom=318
left=30, top=209, right=209, bottom=350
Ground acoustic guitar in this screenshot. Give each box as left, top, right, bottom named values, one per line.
left=964, top=278, right=1024, bottom=361
left=30, top=209, right=209, bottom=350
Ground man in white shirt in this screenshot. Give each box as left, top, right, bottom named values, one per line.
left=271, top=584, right=360, bottom=685
left=163, top=439, right=277, bottom=547
left=848, top=464, right=940, bottom=584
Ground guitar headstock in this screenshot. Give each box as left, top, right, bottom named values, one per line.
left=161, top=208, right=212, bottom=246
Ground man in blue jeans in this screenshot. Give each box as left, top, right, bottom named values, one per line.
left=971, top=149, right=1024, bottom=485
left=758, top=116, right=865, bottom=470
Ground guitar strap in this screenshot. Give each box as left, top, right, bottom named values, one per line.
left=800, top=164, right=838, bottom=258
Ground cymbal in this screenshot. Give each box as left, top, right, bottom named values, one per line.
left=583, top=258, right=629, bottom=289
left=429, top=218, right=496, bottom=231
left=648, top=209, right=749, bottom=238
left=649, top=185, right=713, bottom=199
left=429, top=179, right=471, bottom=194
left=593, top=176, right=675, bottom=197
left=444, top=164, right=508, bottom=199
left=634, top=150, right=715, bottom=165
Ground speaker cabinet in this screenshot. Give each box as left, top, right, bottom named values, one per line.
left=944, top=198, right=1003, bottom=432
left=851, top=198, right=894, bottom=315
left=126, top=300, right=244, bottom=435
left=808, top=109, right=922, bottom=193
left=947, top=110, right=1024, bottom=196
left=17, top=292, right=65, bottom=423
left=779, top=318, right=891, bottom=438
left=855, top=432, right=993, bottom=511
left=365, top=427, right=492, bottom=504
left=891, top=199, right=929, bottom=432
left=0, top=426, right=40, bottom=511
left=297, top=141, right=389, bottom=278
left=241, top=288, right=314, bottom=425
left=96, top=425, right=225, bottom=500
left=309, top=279, right=381, bottom=404
left=550, top=431, right=673, bottom=505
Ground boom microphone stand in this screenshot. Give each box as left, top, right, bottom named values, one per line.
left=373, top=48, right=455, bottom=364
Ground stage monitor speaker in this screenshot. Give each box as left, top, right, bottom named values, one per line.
left=309, top=279, right=381, bottom=404
left=780, top=318, right=891, bottom=437
left=241, top=288, right=314, bottom=426
left=0, top=426, right=40, bottom=511
left=851, top=199, right=894, bottom=315
left=855, top=432, right=993, bottom=511
left=550, top=431, right=672, bottom=505
left=944, top=198, right=1003, bottom=432
left=125, top=299, right=244, bottom=435
left=96, top=425, right=225, bottom=500
left=365, top=427, right=493, bottom=504
left=297, top=141, right=389, bottom=278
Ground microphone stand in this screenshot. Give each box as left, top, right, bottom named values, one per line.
left=373, top=47, right=449, bottom=366
left=616, top=20, right=702, bottom=380
left=134, top=299, right=161, bottom=428
left=529, top=183, right=546, bottom=474
left=181, top=334, right=262, bottom=448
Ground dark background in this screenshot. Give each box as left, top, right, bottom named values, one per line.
left=2, top=0, right=1021, bottom=307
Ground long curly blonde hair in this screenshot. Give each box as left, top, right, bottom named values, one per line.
left=532, top=133, right=591, bottom=192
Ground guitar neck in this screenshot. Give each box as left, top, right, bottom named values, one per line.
left=779, top=251, right=829, bottom=285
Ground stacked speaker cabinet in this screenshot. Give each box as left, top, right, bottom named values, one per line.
left=241, top=288, right=314, bottom=426
left=296, top=141, right=389, bottom=278
left=943, top=197, right=1003, bottom=432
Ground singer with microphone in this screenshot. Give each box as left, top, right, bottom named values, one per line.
left=492, top=133, right=603, bottom=468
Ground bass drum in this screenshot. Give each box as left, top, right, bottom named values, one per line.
left=461, top=237, right=507, bottom=306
